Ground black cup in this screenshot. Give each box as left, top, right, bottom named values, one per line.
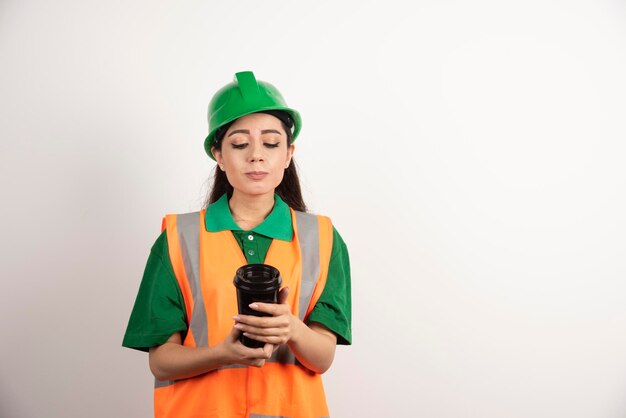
left=233, top=264, right=282, bottom=348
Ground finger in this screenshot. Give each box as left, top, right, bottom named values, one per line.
left=235, top=316, right=289, bottom=331
left=250, top=359, right=265, bottom=368
left=234, top=314, right=271, bottom=328
left=278, top=287, right=290, bottom=304
left=227, top=324, right=242, bottom=342
left=252, top=346, right=272, bottom=359
left=238, top=345, right=271, bottom=360
left=247, top=302, right=287, bottom=316
left=235, top=323, right=285, bottom=336
left=236, top=313, right=288, bottom=327
left=243, top=332, right=285, bottom=345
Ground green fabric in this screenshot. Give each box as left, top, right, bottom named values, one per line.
left=205, top=193, right=293, bottom=241
left=308, top=228, right=351, bottom=345
left=231, top=230, right=272, bottom=264
left=206, top=194, right=291, bottom=264
left=122, top=232, right=188, bottom=350
left=123, top=195, right=352, bottom=352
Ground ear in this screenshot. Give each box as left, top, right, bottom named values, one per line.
left=212, top=147, right=224, bottom=170
left=286, top=143, right=295, bottom=166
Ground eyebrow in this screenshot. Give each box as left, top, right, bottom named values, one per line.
left=227, top=129, right=283, bottom=137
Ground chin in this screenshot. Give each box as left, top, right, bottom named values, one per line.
left=230, top=177, right=282, bottom=197
left=236, top=185, right=277, bottom=197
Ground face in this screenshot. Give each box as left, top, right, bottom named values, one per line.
left=212, top=112, right=295, bottom=199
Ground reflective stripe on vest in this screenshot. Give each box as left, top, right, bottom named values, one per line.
left=177, top=212, right=209, bottom=348
left=155, top=208, right=333, bottom=417
left=294, top=211, right=321, bottom=321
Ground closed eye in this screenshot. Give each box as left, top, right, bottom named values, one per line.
left=231, top=143, right=248, bottom=149
left=264, top=143, right=280, bottom=148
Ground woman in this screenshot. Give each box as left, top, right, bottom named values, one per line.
left=123, top=71, right=351, bottom=418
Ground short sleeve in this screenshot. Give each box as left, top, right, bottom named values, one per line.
left=122, top=231, right=188, bottom=352
left=307, top=226, right=352, bottom=345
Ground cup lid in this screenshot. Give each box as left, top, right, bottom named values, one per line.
left=233, top=264, right=282, bottom=292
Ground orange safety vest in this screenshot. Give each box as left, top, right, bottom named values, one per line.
left=156, top=209, right=334, bottom=418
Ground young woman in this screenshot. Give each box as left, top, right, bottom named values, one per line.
left=123, top=71, right=351, bottom=418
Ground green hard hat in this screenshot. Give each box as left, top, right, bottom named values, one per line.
left=204, top=71, right=302, bottom=160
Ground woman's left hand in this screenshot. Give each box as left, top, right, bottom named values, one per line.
left=233, top=287, right=302, bottom=345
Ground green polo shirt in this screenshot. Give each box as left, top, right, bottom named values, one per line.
left=123, top=194, right=351, bottom=352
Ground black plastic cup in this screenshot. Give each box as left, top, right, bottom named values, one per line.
left=233, top=264, right=282, bottom=348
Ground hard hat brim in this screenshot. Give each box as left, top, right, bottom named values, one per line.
left=204, top=106, right=302, bottom=160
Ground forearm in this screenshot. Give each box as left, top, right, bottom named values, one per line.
left=149, top=330, right=273, bottom=381
left=149, top=339, right=226, bottom=381
left=288, top=322, right=337, bottom=374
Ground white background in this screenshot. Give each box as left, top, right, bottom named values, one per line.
left=1, top=1, right=626, bottom=417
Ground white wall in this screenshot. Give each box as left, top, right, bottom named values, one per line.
left=2, top=1, right=626, bottom=417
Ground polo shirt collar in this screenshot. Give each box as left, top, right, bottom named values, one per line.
left=204, top=194, right=293, bottom=241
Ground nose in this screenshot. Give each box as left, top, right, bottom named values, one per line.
left=248, top=140, right=264, bottom=163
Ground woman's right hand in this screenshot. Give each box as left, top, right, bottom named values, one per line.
left=149, top=326, right=275, bottom=381
left=219, top=325, right=274, bottom=368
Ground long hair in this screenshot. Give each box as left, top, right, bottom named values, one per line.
left=204, top=117, right=307, bottom=212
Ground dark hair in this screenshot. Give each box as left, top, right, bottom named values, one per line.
left=204, top=113, right=307, bottom=212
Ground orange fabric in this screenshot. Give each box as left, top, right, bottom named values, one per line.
left=155, top=368, right=248, bottom=417
left=156, top=210, right=333, bottom=418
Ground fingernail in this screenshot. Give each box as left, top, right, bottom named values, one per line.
left=249, top=303, right=258, bottom=309
left=233, top=315, right=240, bottom=321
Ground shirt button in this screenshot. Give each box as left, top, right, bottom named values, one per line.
left=248, top=235, right=254, bottom=241
left=248, top=249, right=255, bottom=256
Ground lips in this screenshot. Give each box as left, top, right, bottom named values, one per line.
left=245, top=171, right=269, bottom=180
